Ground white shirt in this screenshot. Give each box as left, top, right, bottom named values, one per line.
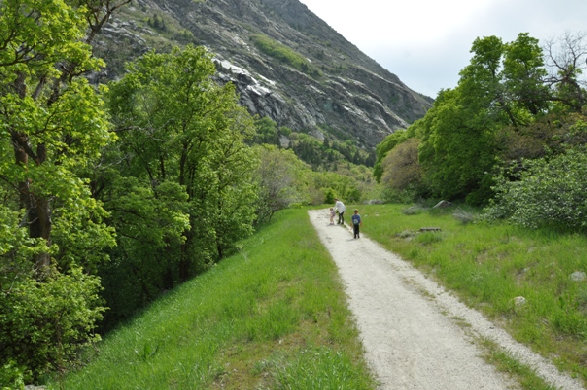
left=335, top=200, right=346, bottom=213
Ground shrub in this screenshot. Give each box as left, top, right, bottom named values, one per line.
left=0, top=267, right=104, bottom=382
left=380, top=138, right=422, bottom=192
left=324, top=188, right=336, bottom=204
left=484, top=146, right=587, bottom=232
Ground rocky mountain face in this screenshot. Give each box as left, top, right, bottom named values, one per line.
left=95, top=0, right=432, bottom=150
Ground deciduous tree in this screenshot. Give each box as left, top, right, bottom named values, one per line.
left=0, top=0, right=130, bottom=382
left=103, top=45, right=258, bottom=287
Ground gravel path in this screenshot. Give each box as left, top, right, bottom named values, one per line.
left=308, top=209, right=584, bottom=390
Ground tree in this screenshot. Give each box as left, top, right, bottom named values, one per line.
left=544, top=32, right=587, bottom=111
left=380, top=138, right=422, bottom=193
left=416, top=87, right=498, bottom=203
left=416, top=34, right=554, bottom=204
left=104, top=45, right=258, bottom=283
left=253, top=115, right=279, bottom=145
left=502, top=33, right=550, bottom=116
left=0, top=0, right=130, bottom=382
left=253, top=144, right=309, bottom=223
left=373, top=128, right=412, bottom=182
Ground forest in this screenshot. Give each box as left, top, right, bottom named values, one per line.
left=0, top=0, right=585, bottom=386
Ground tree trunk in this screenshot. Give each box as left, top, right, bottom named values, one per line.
left=11, top=130, right=52, bottom=270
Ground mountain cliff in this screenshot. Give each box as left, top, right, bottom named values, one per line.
left=95, top=0, right=432, bottom=151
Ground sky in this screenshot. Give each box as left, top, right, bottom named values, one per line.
left=298, top=0, right=586, bottom=98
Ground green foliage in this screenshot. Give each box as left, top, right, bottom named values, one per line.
left=0, top=360, right=26, bottom=390
left=324, top=188, right=336, bottom=204
left=287, top=132, right=371, bottom=169
left=380, top=138, right=423, bottom=193
left=484, top=146, right=587, bottom=232
left=147, top=13, right=167, bottom=32
left=310, top=170, right=364, bottom=204
left=96, top=175, right=190, bottom=328
left=496, top=112, right=587, bottom=163
left=393, top=33, right=586, bottom=206
left=100, top=45, right=258, bottom=326
left=416, top=88, right=498, bottom=203
left=0, top=266, right=104, bottom=383
left=373, top=128, right=412, bottom=182
left=250, top=34, right=319, bottom=76
left=254, top=116, right=280, bottom=144
left=502, top=34, right=550, bottom=115
left=253, top=145, right=310, bottom=223
left=0, top=0, right=124, bottom=381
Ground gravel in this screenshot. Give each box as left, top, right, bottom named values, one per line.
left=309, top=209, right=584, bottom=390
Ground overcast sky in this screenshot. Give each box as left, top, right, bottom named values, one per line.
left=298, top=0, right=586, bottom=98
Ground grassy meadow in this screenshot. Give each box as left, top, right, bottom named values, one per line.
left=48, top=209, right=375, bottom=390
left=353, top=203, right=586, bottom=384
left=47, top=204, right=586, bottom=389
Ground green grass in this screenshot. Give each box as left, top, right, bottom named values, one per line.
left=353, top=203, right=587, bottom=385
left=480, top=338, right=556, bottom=390
left=47, top=209, right=375, bottom=389
left=249, top=34, right=320, bottom=77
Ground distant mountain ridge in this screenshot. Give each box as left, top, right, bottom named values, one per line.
left=95, top=0, right=432, bottom=150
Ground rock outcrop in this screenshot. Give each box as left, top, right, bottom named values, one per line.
left=95, top=0, right=433, bottom=149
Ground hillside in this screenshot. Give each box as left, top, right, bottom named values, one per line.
left=48, top=210, right=375, bottom=389
left=93, top=0, right=432, bottom=150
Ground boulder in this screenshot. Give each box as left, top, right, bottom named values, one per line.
left=570, top=271, right=586, bottom=282
left=433, top=200, right=452, bottom=209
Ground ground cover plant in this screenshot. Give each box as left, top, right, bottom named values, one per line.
left=355, top=203, right=586, bottom=384
left=47, top=209, right=375, bottom=389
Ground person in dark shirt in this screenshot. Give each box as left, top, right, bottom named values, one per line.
left=351, top=209, right=362, bottom=239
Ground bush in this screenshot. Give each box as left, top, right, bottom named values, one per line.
left=0, top=360, right=26, bottom=389
left=0, top=267, right=104, bottom=382
left=484, top=146, right=587, bottom=232
left=324, top=188, right=336, bottom=204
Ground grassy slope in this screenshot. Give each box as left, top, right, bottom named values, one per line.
left=49, top=209, right=375, bottom=390
left=353, top=203, right=586, bottom=384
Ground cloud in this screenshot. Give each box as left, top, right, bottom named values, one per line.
left=299, top=0, right=586, bottom=98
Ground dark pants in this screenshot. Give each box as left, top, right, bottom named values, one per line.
left=353, top=223, right=360, bottom=238
left=338, top=211, right=344, bottom=224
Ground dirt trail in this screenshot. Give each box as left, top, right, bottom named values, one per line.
left=308, top=209, right=584, bottom=390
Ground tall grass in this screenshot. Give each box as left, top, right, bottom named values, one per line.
left=48, top=209, right=374, bottom=389
left=355, top=203, right=587, bottom=384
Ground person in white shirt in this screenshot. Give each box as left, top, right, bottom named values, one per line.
left=334, top=198, right=346, bottom=225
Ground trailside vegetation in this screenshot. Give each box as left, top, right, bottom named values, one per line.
left=96, top=45, right=259, bottom=329
left=355, top=204, right=586, bottom=384
left=48, top=210, right=375, bottom=390
left=376, top=33, right=586, bottom=232
left=0, top=0, right=130, bottom=384
left=0, top=1, right=378, bottom=382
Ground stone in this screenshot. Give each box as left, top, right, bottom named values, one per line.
left=514, top=296, right=526, bottom=306
left=570, top=271, right=586, bottom=282
left=433, top=200, right=452, bottom=209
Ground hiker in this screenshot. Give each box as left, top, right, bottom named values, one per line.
left=334, top=198, right=346, bottom=225
left=329, top=207, right=336, bottom=225
left=351, top=209, right=362, bottom=239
